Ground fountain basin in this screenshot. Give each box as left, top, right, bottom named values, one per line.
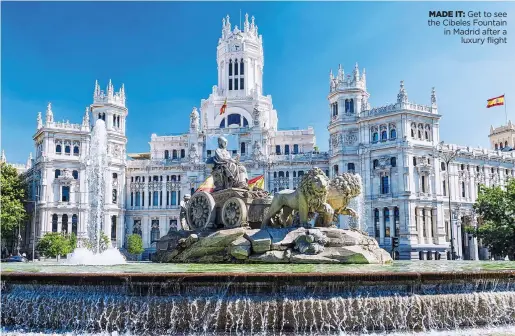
left=1, top=266, right=514, bottom=334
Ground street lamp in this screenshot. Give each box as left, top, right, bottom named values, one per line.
left=431, top=141, right=461, bottom=260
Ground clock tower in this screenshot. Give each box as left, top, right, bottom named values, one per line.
left=217, top=14, right=264, bottom=98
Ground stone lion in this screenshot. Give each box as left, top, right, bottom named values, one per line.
left=262, top=167, right=334, bottom=228
left=315, top=173, right=362, bottom=227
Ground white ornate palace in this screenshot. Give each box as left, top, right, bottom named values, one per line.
left=13, top=14, right=515, bottom=260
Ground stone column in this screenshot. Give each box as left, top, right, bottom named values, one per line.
left=389, top=206, right=395, bottom=237
left=417, top=207, right=423, bottom=243
left=431, top=208, right=438, bottom=245
left=379, top=209, right=385, bottom=245
left=425, top=207, right=433, bottom=242
left=57, top=215, right=62, bottom=233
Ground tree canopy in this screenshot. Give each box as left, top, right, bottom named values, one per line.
left=127, top=234, right=144, bottom=255
left=37, top=232, right=74, bottom=258
left=470, top=178, right=515, bottom=259
left=0, top=162, right=27, bottom=237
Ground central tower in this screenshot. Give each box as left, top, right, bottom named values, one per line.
left=217, top=14, right=264, bottom=98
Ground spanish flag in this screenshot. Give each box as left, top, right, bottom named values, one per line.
left=220, top=98, right=228, bottom=115
left=487, top=95, right=505, bottom=108
left=248, top=175, right=265, bottom=190
left=196, top=175, right=214, bottom=193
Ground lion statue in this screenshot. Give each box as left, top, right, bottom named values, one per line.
left=315, top=173, right=362, bottom=227
left=262, top=167, right=334, bottom=228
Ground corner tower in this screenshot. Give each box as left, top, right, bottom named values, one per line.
left=217, top=14, right=264, bottom=98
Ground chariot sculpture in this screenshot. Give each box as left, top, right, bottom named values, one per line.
left=182, top=136, right=362, bottom=231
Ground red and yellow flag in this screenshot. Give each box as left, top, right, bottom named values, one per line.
left=220, top=98, right=228, bottom=115
left=248, top=175, right=265, bottom=190
left=486, top=95, right=505, bottom=108
left=196, top=175, right=214, bottom=193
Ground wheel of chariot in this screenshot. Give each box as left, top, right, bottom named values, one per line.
left=221, top=197, right=248, bottom=228
left=186, top=191, right=215, bottom=230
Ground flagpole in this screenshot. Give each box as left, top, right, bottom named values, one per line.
left=505, top=93, right=508, bottom=124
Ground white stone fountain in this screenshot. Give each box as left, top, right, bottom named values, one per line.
left=67, top=119, right=126, bottom=265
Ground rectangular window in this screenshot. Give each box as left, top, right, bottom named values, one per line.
left=240, top=78, right=244, bottom=90
left=285, top=145, right=290, bottom=155
left=62, top=186, right=70, bottom=202
left=381, top=176, right=389, bottom=194
left=240, top=61, right=244, bottom=75
left=171, top=191, right=177, bottom=206
left=234, top=61, right=238, bottom=76
left=229, top=62, right=232, bottom=76
left=131, top=192, right=134, bottom=207
left=160, top=191, right=163, bottom=206
left=136, top=192, right=140, bottom=206
left=421, top=176, right=426, bottom=193
left=229, top=79, right=233, bottom=90
left=234, top=78, right=238, bottom=90
left=293, top=144, right=299, bottom=154
left=276, top=145, right=281, bottom=155
left=142, top=192, right=145, bottom=206
left=443, top=181, right=446, bottom=196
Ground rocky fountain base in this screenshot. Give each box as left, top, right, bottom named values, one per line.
left=154, top=227, right=392, bottom=264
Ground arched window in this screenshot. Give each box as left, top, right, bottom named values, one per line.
left=413, top=157, right=417, bottom=166
left=285, top=145, right=290, bottom=155
left=240, top=59, right=244, bottom=75
left=372, top=132, right=379, bottom=143
left=293, top=144, right=299, bottom=154
left=227, top=114, right=241, bottom=127
left=273, top=172, right=277, bottom=178
left=461, top=164, right=465, bottom=170
left=234, top=59, right=239, bottom=76
left=52, top=214, right=58, bottom=232
left=418, top=130, right=422, bottom=139
left=72, top=170, right=78, bottom=179
left=505, top=141, right=508, bottom=147
left=275, top=145, right=281, bottom=155
left=56, top=145, right=62, bottom=154
left=243, top=117, right=248, bottom=127
left=425, top=131, right=429, bottom=140
left=373, top=159, right=379, bottom=169
left=72, top=214, right=78, bottom=235
left=411, top=129, right=415, bottom=138
left=164, top=150, right=169, bottom=159
left=390, top=129, right=397, bottom=139
left=73, top=146, right=79, bottom=156
left=133, top=219, right=142, bottom=236
left=112, top=189, right=117, bottom=204
left=65, top=145, right=71, bottom=154
left=219, top=119, right=226, bottom=128
left=347, top=163, right=355, bottom=172
left=298, top=171, right=304, bottom=177
left=495, top=144, right=499, bottom=150
left=391, top=157, right=397, bottom=167
left=293, top=171, right=297, bottom=178
left=55, top=169, right=61, bottom=178
left=381, top=131, right=387, bottom=141
left=228, top=59, right=232, bottom=77
left=279, top=171, right=285, bottom=178
left=240, top=142, right=246, bottom=155
left=172, top=150, right=177, bottom=159
left=151, top=220, right=160, bottom=243
left=345, top=99, right=354, bottom=113
left=181, top=149, right=185, bottom=158
left=62, top=214, right=68, bottom=234
left=135, top=192, right=140, bottom=206
left=191, top=187, right=195, bottom=195
left=462, top=181, right=466, bottom=197
left=374, top=209, right=380, bottom=238
left=111, top=216, right=117, bottom=240
left=383, top=208, right=390, bottom=237
left=286, top=171, right=290, bottom=178
left=441, top=162, right=446, bottom=171
left=333, top=165, right=339, bottom=176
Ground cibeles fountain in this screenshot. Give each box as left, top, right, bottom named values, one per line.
left=67, top=118, right=126, bottom=265
left=1, top=134, right=514, bottom=335
left=154, top=135, right=389, bottom=264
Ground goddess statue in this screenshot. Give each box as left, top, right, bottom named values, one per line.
left=211, top=136, right=248, bottom=191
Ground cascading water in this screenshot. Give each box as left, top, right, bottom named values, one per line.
left=67, top=119, right=125, bottom=265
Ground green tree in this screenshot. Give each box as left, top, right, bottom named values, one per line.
left=84, top=231, right=110, bottom=252
left=37, top=232, right=73, bottom=258
left=0, top=163, right=27, bottom=238
left=127, top=234, right=144, bottom=255
left=469, top=179, right=515, bottom=259
left=69, top=233, right=77, bottom=250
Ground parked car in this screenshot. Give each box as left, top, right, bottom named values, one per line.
left=2, top=255, right=28, bottom=263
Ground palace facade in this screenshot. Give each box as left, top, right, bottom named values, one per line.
left=14, top=14, right=515, bottom=260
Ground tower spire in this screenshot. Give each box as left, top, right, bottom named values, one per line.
left=1, top=150, right=6, bottom=163
left=37, top=111, right=43, bottom=129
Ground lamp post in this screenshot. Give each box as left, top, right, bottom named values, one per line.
left=432, top=141, right=461, bottom=260
left=23, top=195, right=38, bottom=261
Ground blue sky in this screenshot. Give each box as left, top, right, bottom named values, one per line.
left=2, top=1, right=514, bottom=163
